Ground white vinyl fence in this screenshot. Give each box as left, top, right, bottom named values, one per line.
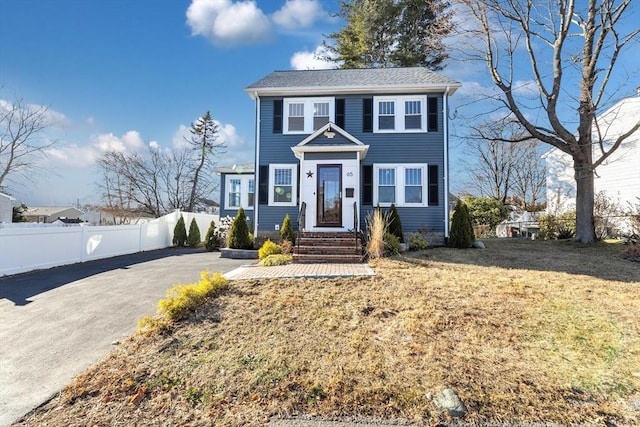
left=0, top=211, right=219, bottom=277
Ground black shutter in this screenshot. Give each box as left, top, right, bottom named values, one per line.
left=427, top=97, right=438, bottom=132
left=362, top=165, right=373, bottom=205
left=428, top=165, right=439, bottom=206
left=335, top=98, right=345, bottom=129
left=273, top=100, right=283, bottom=133
left=258, top=165, right=269, bottom=205
left=363, top=98, right=373, bottom=133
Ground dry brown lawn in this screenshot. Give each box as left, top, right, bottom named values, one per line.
left=15, top=239, right=640, bottom=426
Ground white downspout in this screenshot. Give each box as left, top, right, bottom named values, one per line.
left=443, top=86, right=450, bottom=239
left=253, top=91, right=260, bottom=237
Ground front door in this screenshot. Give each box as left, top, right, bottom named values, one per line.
left=317, top=164, right=342, bottom=226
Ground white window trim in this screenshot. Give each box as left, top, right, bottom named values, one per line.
left=284, top=97, right=335, bottom=134
left=373, top=164, right=428, bottom=207
left=224, top=174, right=255, bottom=210
left=269, top=164, right=298, bottom=207
left=373, top=95, right=427, bottom=133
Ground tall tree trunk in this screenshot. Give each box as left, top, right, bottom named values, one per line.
left=573, top=158, right=596, bottom=243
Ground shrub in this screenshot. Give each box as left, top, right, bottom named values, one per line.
left=384, top=232, right=402, bottom=255
left=539, top=212, right=576, bottom=240
left=462, top=195, right=510, bottom=232
left=408, top=232, right=429, bottom=251
left=279, top=239, right=293, bottom=255
left=138, top=271, right=228, bottom=334
left=280, top=214, right=296, bottom=244
left=448, top=200, right=475, bottom=248
left=187, top=218, right=201, bottom=247
left=227, top=207, right=253, bottom=249
left=204, top=220, right=222, bottom=252
left=259, top=254, right=293, bottom=266
left=258, top=239, right=282, bottom=260
left=594, top=191, right=621, bottom=239
left=388, top=204, right=404, bottom=242
left=216, top=216, right=234, bottom=243
left=622, top=244, right=640, bottom=263
left=172, top=215, right=188, bottom=247
left=366, top=208, right=389, bottom=259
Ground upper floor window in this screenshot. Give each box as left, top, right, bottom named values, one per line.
left=284, top=98, right=334, bottom=134
left=373, top=96, right=429, bottom=133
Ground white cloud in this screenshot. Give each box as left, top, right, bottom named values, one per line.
left=290, top=45, right=337, bottom=70
left=0, top=99, right=71, bottom=128
left=186, top=0, right=272, bottom=46
left=172, top=124, right=190, bottom=149
left=149, top=140, right=160, bottom=150
left=43, top=144, right=98, bottom=167
left=93, top=130, right=146, bottom=153
left=272, top=0, right=324, bottom=30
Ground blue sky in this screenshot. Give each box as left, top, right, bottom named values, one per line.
left=1, top=0, right=638, bottom=207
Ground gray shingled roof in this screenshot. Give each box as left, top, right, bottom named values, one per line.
left=245, top=67, right=461, bottom=97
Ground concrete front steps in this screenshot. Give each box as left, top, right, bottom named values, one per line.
left=293, top=231, right=364, bottom=263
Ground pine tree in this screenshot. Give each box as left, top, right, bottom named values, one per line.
left=388, top=204, right=404, bottom=242
left=448, top=200, right=475, bottom=249
left=172, top=214, right=188, bottom=247
left=325, top=0, right=453, bottom=70
left=280, top=214, right=295, bottom=244
left=227, top=207, right=253, bottom=249
left=204, top=220, right=222, bottom=252
left=187, top=218, right=201, bottom=247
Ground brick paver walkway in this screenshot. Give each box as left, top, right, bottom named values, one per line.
left=224, top=263, right=375, bottom=280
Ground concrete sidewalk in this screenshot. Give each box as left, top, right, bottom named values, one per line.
left=0, top=248, right=249, bottom=427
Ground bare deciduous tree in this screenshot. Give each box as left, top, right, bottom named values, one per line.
left=0, top=97, right=57, bottom=190
left=459, top=0, right=640, bottom=242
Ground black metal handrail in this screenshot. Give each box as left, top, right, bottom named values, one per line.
left=353, top=201, right=358, bottom=254
left=297, top=201, right=306, bottom=253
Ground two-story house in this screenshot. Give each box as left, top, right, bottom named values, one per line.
left=218, top=67, right=460, bottom=249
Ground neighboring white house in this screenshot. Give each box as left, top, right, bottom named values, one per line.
left=24, top=206, right=84, bottom=223
left=0, top=192, right=15, bottom=223
left=544, top=92, right=640, bottom=215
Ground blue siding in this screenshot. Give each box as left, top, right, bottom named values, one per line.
left=256, top=95, right=447, bottom=234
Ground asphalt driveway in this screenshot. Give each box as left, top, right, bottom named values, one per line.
left=0, top=248, right=250, bottom=426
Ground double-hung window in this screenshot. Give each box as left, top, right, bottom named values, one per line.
left=284, top=98, right=334, bottom=134
left=373, top=96, right=427, bottom=132
left=224, top=175, right=255, bottom=210
left=288, top=102, right=305, bottom=132
left=373, top=164, right=428, bottom=207
left=269, top=164, right=297, bottom=206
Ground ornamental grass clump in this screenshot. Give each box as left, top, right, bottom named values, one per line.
left=366, top=208, right=389, bottom=259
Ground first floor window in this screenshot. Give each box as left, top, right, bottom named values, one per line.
left=228, top=178, right=241, bottom=208
left=405, top=168, right=422, bottom=203
left=373, top=164, right=428, bottom=207
left=378, top=168, right=396, bottom=203
left=224, top=175, right=255, bottom=210
left=269, top=164, right=297, bottom=206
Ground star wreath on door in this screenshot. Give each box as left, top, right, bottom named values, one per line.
left=306, top=170, right=314, bottom=178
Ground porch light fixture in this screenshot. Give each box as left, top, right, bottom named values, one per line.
left=323, top=124, right=335, bottom=139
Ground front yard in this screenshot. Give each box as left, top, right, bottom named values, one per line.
left=16, top=239, right=640, bottom=426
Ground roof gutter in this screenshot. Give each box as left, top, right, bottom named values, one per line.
left=253, top=91, right=260, bottom=237
left=443, top=86, right=450, bottom=239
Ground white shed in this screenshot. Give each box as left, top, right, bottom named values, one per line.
left=0, top=192, right=15, bottom=223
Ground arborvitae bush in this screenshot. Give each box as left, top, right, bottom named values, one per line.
left=280, top=214, right=295, bottom=244
left=388, top=204, right=404, bottom=242
left=227, top=207, right=254, bottom=249
left=187, top=218, right=201, bottom=247
left=448, top=200, right=475, bottom=248
left=204, top=220, right=222, bottom=251
left=172, top=215, right=188, bottom=247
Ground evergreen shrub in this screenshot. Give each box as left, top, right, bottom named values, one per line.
left=280, top=214, right=295, bottom=244
left=204, top=220, right=222, bottom=252
left=448, top=200, right=475, bottom=248
left=172, top=215, right=188, bottom=247
left=258, top=239, right=282, bottom=260
left=388, top=204, right=404, bottom=242
left=187, top=218, right=201, bottom=247
left=227, top=207, right=254, bottom=249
